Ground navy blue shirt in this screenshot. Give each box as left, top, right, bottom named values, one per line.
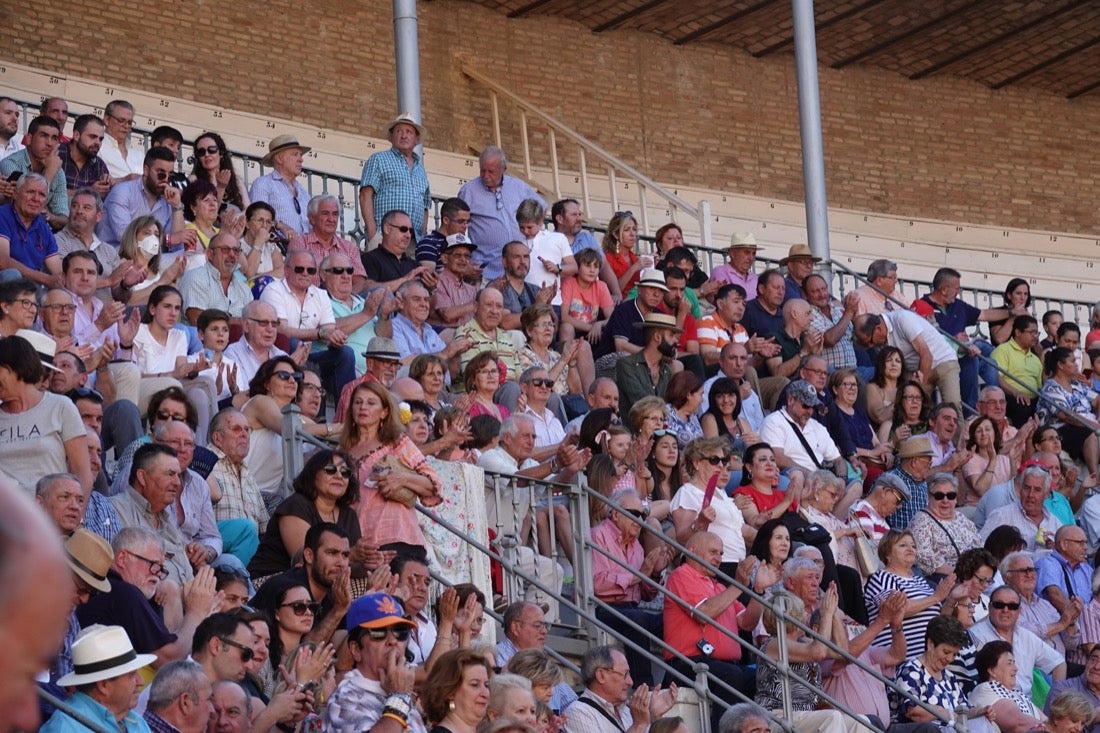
left=596, top=299, right=645, bottom=358
left=741, top=298, right=784, bottom=339
left=921, top=295, right=980, bottom=339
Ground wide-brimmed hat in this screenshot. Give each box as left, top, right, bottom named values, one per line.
left=786, top=379, right=821, bottom=407
left=14, top=329, right=62, bottom=372
left=347, top=593, right=416, bottom=632
left=636, top=267, right=668, bottom=292
left=728, top=232, right=759, bottom=251
left=441, top=232, right=478, bottom=254
left=387, top=113, right=424, bottom=137
left=261, top=135, right=312, bottom=166
left=66, top=529, right=113, bottom=593
left=897, top=435, right=935, bottom=459
left=779, top=244, right=821, bottom=266
left=633, top=312, right=683, bottom=333
left=56, top=625, right=157, bottom=686
left=872, top=472, right=911, bottom=501
left=362, top=336, right=400, bottom=362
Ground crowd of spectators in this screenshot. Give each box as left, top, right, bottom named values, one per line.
left=6, top=95, right=1100, bottom=733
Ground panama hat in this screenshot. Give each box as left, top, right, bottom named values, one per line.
left=56, top=625, right=157, bottom=686
left=261, top=134, right=312, bottom=166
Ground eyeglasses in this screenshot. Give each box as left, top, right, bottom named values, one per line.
left=292, top=266, right=318, bottom=275
left=247, top=317, right=279, bottom=328
left=839, top=381, right=859, bottom=389
left=155, top=409, right=187, bottom=422
left=280, top=600, right=322, bottom=616
left=1007, top=566, right=1037, bottom=574
left=902, top=394, right=923, bottom=401
left=322, top=464, right=352, bottom=478
left=525, top=378, right=554, bottom=388
left=931, top=491, right=957, bottom=501
left=108, top=113, right=134, bottom=126
left=9, top=298, right=37, bottom=309
left=41, top=303, right=77, bottom=313
left=602, top=667, right=630, bottom=678
left=210, top=245, right=243, bottom=254
left=364, top=626, right=411, bottom=642
left=386, top=224, right=413, bottom=234
left=623, top=507, right=651, bottom=521
left=196, top=145, right=221, bottom=157
left=990, top=601, right=1021, bottom=611
left=127, top=550, right=169, bottom=579
left=478, top=367, right=500, bottom=376
left=447, top=216, right=471, bottom=226
left=701, top=455, right=733, bottom=466
left=273, top=370, right=303, bottom=382
left=973, top=574, right=995, bottom=586
left=219, top=637, right=255, bottom=662
left=300, top=383, right=326, bottom=397
left=521, top=620, right=549, bottom=631
left=324, top=267, right=355, bottom=275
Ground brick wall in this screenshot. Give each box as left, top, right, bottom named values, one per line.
left=8, top=0, right=1100, bottom=234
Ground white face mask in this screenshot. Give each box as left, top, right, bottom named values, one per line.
left=138, top=235, right=161, bottom=257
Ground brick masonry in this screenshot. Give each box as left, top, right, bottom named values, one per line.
left=6, top=0, right=1100, bottom=235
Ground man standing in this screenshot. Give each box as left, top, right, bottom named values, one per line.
left=178, top=231, right=253, bottom=325
left=98, top=147, right=188, bottom=248
left=289, top=194, right=368, bottom=291
left=362, top=209, right=436, bottom=292
left=615, top=312, right=680, bottom=408
left=459, top=146, right=544, bottom=281
left=417, top=196, right=471, bottom=271
left=142, top=660, right=213, bottom=733
left=969, top=585, right=1066, bottom=697
left=563, top=645, right=677, bottom=733
left=0, top=173, right=63, bottom=285
left=992, top=315, right=1043, bottom=427
left=98, top=100, right=143, bottom=182
left=42, top=625, right=157, bottom=733
left=854, top=310, right=962, bottom=407
left=58, top=114, right=111, bottom=198
left=852, top=259, right=900, bottom=316
left=260, top=249, right=355, bottom=401
left=249, top=135, right=311, bottom=237
left=710, top=232, right=760, bottom=299
left=981, top=465, right=1063, bottom=550
left=324, top=593, right=427, bottom=733
left=0, top=115, right=68, bottom=230
left=359, top=114, right=431, bottom=244
left=0, top=96, right=23, bottom=162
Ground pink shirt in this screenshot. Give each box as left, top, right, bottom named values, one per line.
left=590, top=519, right=651, bottom=604
left=288, top=232, right=366, bottom=286
left=560, top=276, right=613, bottom=325
left=664, top=563, right=745, bottom=661
left=710, top=264, right=757, bottom=300
left=354, top=434, right=441, bottom=549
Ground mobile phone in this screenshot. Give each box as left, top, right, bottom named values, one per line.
left=6, top=171, right=21, bottom=182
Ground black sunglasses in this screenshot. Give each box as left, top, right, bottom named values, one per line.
left=273, top=370, right=303, bottom=382
left=324, top=267, right=355, bottom=275
left=196, top=145, right=221, bottom=157
left=623, top=507, right=651, bottom=521
left=701, top=454, right=732, bottom=466
left=931, top=491, right=957, bottom=501
left=219, top=637, right=255, bottom=662
left=990, top=601, right=1021, bottom=611
left=364, top=626, right=411, bottom=642
left=525, top=378, right=554, bottom=388
left=386, top=224, right=413, bottom=234
left=292, top=266, right=318, bottom=275
left=322, top=464, right=352, bottom=478
left=155, top=409, right=186, bottom=422
left=280, top=600, right=322, bottom=616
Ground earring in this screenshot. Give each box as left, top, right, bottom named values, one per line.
left=448, top=700, right=456, bottom=712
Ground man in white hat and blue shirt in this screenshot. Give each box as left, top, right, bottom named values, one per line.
left=248, top=135, right=312, bottom=238
left=43, top=625, right=157, bottom=732
left=359, top=113, right=431, bottom=246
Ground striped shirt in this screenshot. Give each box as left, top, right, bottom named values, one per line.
left=865, top=569, right=942, bottom=659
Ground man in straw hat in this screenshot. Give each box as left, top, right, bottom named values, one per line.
left=359, top=113, right=431, bottom=247
left=884, top=434, right=937, bottom=531
left=615, top=311, right=684, bottom=407
left=42, top=625, right=158, bottom=732
left=778, top=243, right=821, bottom=303
left=248, top=134, right=312, bottom=238
left=711, top=232, right=761, bottom=300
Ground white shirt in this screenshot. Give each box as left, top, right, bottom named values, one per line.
left=524, top=405, right=565, bottom=448
left=979, top=501, right=1062, bottom=551
left=224, top=339, right=288, bottom=386
left=132, top=324, right=188, bottom=373
left=99, top=135, right=144, bottom=179
left=524, top=230, right=573, bottom=306
left=759, top=408, right=842, bottom=471
left=883, top=310, right=958, bottom=370
left=478, top=447, right=537, bottom=538
left=0, top=136, right=24, bottom=162
left=669, top=480, right=746, bottom=563
left=969, top=619, right=1064, bottom=695
left=259, top=277, right=336, bottom=332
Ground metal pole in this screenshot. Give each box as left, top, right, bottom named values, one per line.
left=791, top=0, right=832, bottom=273
left=392, top=0, right=423, bottom=142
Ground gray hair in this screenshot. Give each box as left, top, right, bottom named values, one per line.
left=16, top=172, right=48, bottom=193
left=147, top=660, right=206, bottom=712
left=71, top=187, right=104, bottom=213
left=719, top=703, right=772, bottom=733
left=320, top=252, right=353, bottom=270
left=1018, top=464, right=1051, bottom=487
left=793, top=545, right=823, bottom=562
left=488, top=673, right=533, bottom=715
left=152, top=419, right=194, bottom=442
left=866, top=259, right=897, bottom=281
left=927, top=472, right=958, bottom=493
left=209, top=407, right=244, bottom=437
left=499, top=414, right=534, bottom=440
left=306, top=194, right=338, bottom=218
left=480, top=145, right=508, bottom=168
left=999, top=550, right=1033, bottom=579
left=782, top=556, right=820, bottom=582
left=112, top=526, right=164, bottom=555
left=34, top=472, right=81, bottom=500
left=580, top=645, right=619, bottom=686
left=808, top=469, right=843, bottom=498
left=519, top=366, right=549, bottom=384
left=286, top=249, right=317, bottom=268
left=242, top=299, right=277, bottom=320
left=396, top=279, right=429, bottom=299
left=587, top=378, right=617, bottom=396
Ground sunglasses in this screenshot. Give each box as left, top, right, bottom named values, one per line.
left=364, top=626, right=411, bottom=642
left=931, top=491, right=957, bottom=501
left=701, top=455, right=732, bottom=466
left=623, top=507, right=651, bottom=521
left=990, top=601, right=1021, bottom=611
left=322, top=464, right=352, bottom=478
left=652, top=428, right=677, bottom=439
left=324, top=267, right=355, bottom=275
left=292, top=266, right=318, bottom=275
left=156, top=409, right=187, bottom=422
left=273, top=370, right=303, bottom=382
left=525, top=378, right=554, bottom=388
left=196, top=145, right=221, bottom=157
left=219, top=637, right=255, bottom=662
left=386, top=224, right=413, bottom=234
left=280, top=600, right=322, bottom=616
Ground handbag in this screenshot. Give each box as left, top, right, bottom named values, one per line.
left=854, top=527, right=883, bottom=576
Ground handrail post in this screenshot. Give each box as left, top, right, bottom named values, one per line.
left=773, top=594, right=795, bottom=729
left=638, top=184, right=650, bottom=237
left=520, top=111, right=531, bottom=180
left=579, top=149, right=591, bottom=215
left=490, top=92, right=502, bottom=149
left=549, top=129, right=561, bottom=200
left=280, top=402, right=304, bottom=496
left=698, top=200, right=713, bottom=252
left=694, top=663, right=713, bottom=733
left=570, top=480, right=596, bottom=642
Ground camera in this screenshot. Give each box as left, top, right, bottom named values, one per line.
left=696, top=639, right=714, bottom=657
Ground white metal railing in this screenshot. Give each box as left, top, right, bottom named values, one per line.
left=459, top=65, right=713, bottom=248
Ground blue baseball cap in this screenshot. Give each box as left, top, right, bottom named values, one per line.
left=347, top=593, right=416, bottom=632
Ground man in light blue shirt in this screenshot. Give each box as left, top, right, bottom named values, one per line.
left=98, top=147, right=180, bottom=247
left=458, top=146, right=544, bottom=281
left=390, top=280, right=472, bottom=367
left=248, top=135, right=311, bottom=237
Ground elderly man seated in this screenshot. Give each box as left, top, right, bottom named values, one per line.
left=320, top=251, right=396, bottom=377
left=390, top=279, right=472, bottom=368
left=980, top=464, right=1063, bottom=551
